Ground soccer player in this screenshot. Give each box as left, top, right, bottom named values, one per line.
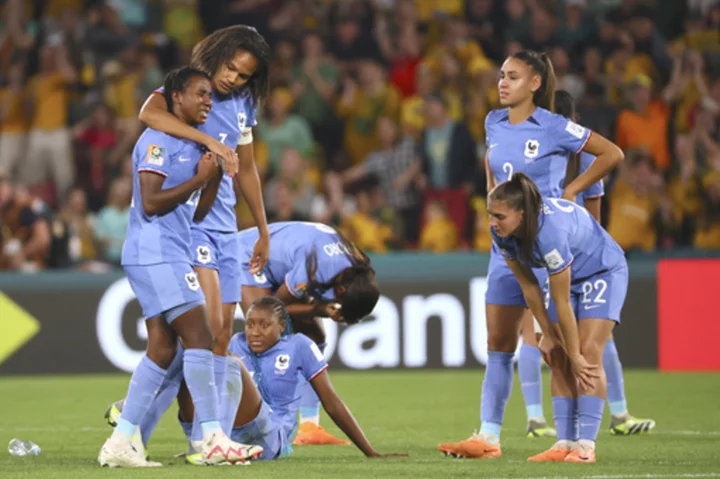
left=136, top=25, right=272, bottom=445
left=437, top=50, right=623, bottom=459
left=488, top=172, right=629, bottom=463
left=98, top=67, right=262, bottom=467
left=518, top=90, right=655, bottom=437
left=237, top=221, right=380, bottom=446
left=217, top=296, right=403, bottom=459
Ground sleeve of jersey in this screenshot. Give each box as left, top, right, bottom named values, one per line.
left=297, top=335, right=329, bottom=381
left=491, top=229, right=516, bottom=260
left=153, top=86, right=164, bottom=95
left=537, top=229, right=574, bottom=275
left=284, top=264, right=307, bottom=299
left=553, top=117, right=592, bottom=154
left=137, top=142, right=173, bottom=178
left=237, top=98, right=258, bottom=146
left=579, top=153, right=604, bottom=198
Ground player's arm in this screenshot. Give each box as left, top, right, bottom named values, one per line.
left=310, top=370, right=381, bottom=457
left=583, top=196, right=602, bottom=222
left=565, top=132, right=623, bottom=200
left=484, top=150, right=495, bottom=191
left=505, top=258, right=557, bottom=342
left=140, top=150, right=214, bottom=216
left=233, top=142, right=269, bottom=237
left=138, top=93, right=238, bottom=175
left=547, top=266, right=580, bottom=360
left=275, top=282, right=336, bottom=322
left=194, top=160, right=224, bottom=222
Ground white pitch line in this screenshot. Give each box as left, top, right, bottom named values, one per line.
left=481, top=475, right=720, bottom=479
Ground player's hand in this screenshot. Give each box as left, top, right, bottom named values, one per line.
left=538, top=333, right=561, bottom=366
left=317, top=302, right=344, bottom=322
left=196, top=152, right=219, bottom=183
left=249, top=232, right=269, bottom=274
left=561, top=189, right=576, bottom=203
left=206, top=137, right=239, bottom=177
left=570, top=353, right=601, bottom=390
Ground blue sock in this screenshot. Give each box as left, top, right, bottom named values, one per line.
left=518, top=344, right=544, bottom=420
left=552, top=397, right=577, bottom=441
left=221, top=357, right=243, bottom=433
left=179, top=420, right=192, bottom=440
left=113, top=355, right=167, bottom=440
left=139, top=346, right=184, bottom=446
left=479, top=351, right=514, bottom=438
left=183, top=348, right=220, bottom=437
left=604, top=340, right=628, bottom=416
left=213, top=354, right=228, bottom=429
left=299, top=342, right=326, bottom=425
left=578, top=395, right=605, bottom=442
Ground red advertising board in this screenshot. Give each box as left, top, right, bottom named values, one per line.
left=658, top=259, right=720, bottom=371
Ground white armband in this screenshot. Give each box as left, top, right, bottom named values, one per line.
left=237, top=126, right=253, bottom=146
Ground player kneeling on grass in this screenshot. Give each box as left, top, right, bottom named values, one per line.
left=488, top=172, right=629, bottom=464
left=177, top=296, right=405, bottom=461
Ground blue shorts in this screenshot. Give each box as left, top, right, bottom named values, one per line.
left=191, top=228, right=242, bottom=304
left=124, top=262, right=205, bottom=321
left=485, top=246, right=548, bottom=307
left=230, top=401, right=292, bottom=460
left=237, top=231, right=280, bottom=291
left=546, top=264, right=628, bottom=323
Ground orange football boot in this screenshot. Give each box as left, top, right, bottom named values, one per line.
left=293, top=422, right=351, bottom=446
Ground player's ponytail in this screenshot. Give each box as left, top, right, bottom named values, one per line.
left=305, top=230, right=379, bottom=325
left=511, top=50, right=556, bottom=112
left=488, top=172, right=543, bottom=264
left=555, top=90, right=581, bottom=186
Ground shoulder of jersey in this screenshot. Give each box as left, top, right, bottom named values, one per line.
left=485, top=108, right=507, bottom=123
left=532, top=107, right=559, bottom=125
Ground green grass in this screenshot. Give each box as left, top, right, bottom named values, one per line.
left=1, top=371, right=719, bottom=478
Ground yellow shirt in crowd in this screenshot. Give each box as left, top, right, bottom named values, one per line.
left=607, top=179, right=658, bottom=251
left=25, top=72, right=69, bottom=131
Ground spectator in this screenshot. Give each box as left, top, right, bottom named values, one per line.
left=19, top=44, right=77, bottom=206
left=267, top=180, right=308, bottom=223
left=340, top=187, right=392, bottom=253
left=0, top=181, right=51, bottom=271
left=418, top=199, right=458, bottom=253
left=95, top=178, right=131, bottom=266
left=327, top=116, right=421, bottom=242
left=264, top=148, right=318, bottom=220
left=336, top=59, right=401, bottom=166
left=0, top=60, right=28, bottom=179
left=257, top=87, right=314, bottom=175
left=471, top=196, right=492, bottom=252
left=290, top=32, right=341, bottom=161
left=268, top=39, right=297, bottom=89
left=415, top=93, right=476, bottom=192
left=48, top=187, right=97, bottom=268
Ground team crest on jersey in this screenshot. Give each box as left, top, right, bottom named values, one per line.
left=185, top=272, right=200, bottom=291
left=238, top=112, right=247, bottom=130
left=196, top=246, right=211, bottom=264
left=524, top=139, right=539, bottom=160
left=146, top=145, right=165, bottom=166
left=275, top=354, right=290, bottom=373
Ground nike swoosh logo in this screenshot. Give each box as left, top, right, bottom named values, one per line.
left=179, top=157, right=191, bottom=162
left=489, top=143, right=498, bottom=149
left=584, top=304, right=601, bottom=310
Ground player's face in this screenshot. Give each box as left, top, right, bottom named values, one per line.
left=213, top=49, right=259, bottom=95
left=176, top=76, right=213, bottom=124
left=487, top=199, right=523, bottom=238
left=498, top=57, right=540, bottom=107
left=245, top=307, right=284, bottom=353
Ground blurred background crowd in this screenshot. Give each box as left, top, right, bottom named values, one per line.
left=0, top=0, right=719, bottom=272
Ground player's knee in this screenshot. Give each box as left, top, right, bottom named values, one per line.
left=147, top=341, right=177, bottom=369
left=487, top=329, right=518, bottom=352
left=580, top=337, right=604, bottom=362
left=213, top=327, right=232, bottom=354
left=183, top=327, right=215, bottom=351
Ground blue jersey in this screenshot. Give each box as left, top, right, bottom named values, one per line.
left=229, top=332, right=328, bottom=434
left=576, top=152, right=604, bottom=208
left=238, top=222, right=353, bottom=302
left=492, top=198, right=625, bottom=281
left=154, top=87, right=257, bottom=232
left=122, top=129, right=205, bottom=266
left=485, top=107, right=592, bottom=198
